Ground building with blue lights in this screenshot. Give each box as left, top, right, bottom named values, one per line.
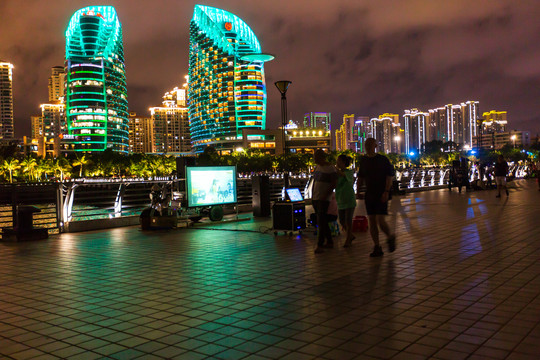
left=188, top=5, right=273, bottom=153
left=64, top=6, right=128, bottom=153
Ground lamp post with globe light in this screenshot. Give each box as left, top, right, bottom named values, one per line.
left=511, top=134, right=517, bottom=149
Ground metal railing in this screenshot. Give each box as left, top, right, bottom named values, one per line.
left=1, top=165, right=528, bottom=235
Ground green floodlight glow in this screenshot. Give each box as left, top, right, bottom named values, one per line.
left=189, top=5, right=271, bottom=153
left=64, top=6, right=129, bottom=154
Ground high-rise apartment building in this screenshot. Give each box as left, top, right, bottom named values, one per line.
left=30, top=103, right=65, bottom=157
left=427, top=107, right=446, bottom=142
left=0, top=61, right=15, bottom=139
left=48, top=66, right=66, bottom=102
left=150, top=87, right=190, bottom=153
left=481, top=110, right=507, bottom=134
left=335, top=114, right=353, bottom=151
left=335, top=114, right=369, bottom=151
left=370, top=115, right=400, bottom=154
left=427, top=101, right=479, bottom=148
left=354, top=116, right=371, bottom=153
left=128, top=113, right=153, bottom=153
left=304, top=112, right=331, bottom=131
left=461, top=101, right=479, bottom=148
left=64, top=6, right=129, bottom=153
left=31, top=116, right=42, bottom=140
left=40, top=103, right=65, bottom=139
left=403, top=109, right=428, bottom=153
left=188, top=5, right=273, bottom=153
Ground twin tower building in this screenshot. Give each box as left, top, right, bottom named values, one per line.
left=64, top=5, right=271, bottom=154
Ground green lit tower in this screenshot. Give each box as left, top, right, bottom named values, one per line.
left=189, top=5, right=274, bottom=153
left=64, top=6, right=128, bottom=153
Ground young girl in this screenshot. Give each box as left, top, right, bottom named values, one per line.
left=335, top=154, right=356, bottom=247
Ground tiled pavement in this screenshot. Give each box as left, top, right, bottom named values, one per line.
left=1, top=179, right=539, bottom=359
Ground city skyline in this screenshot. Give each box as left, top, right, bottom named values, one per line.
left=2, top=0, right=540, bottom=139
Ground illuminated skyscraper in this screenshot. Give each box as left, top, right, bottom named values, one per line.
left=64, top=6, right=128, bottom=153
left=427, top=107, right=446, bottom=142
left=370, top=114, right=400, bottom=154
left=403, top=109, right=427, bottom=153
left=0, top=61, right=14, bottom=139
left=31, top=103, right=65, bottom=157
left=427, top=101, right=479, bottom=148
left=128, top=113, right=153, bottom=153
left=48, top=66, right=66, bottom=102
left=335, top=114, right=369, bottom=151
left=150, top=87, right=190, bottom=153
left=189, top=5, right=273, bottom=153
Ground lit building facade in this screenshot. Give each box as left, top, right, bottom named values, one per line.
left=0, top=61, right=14, bottom=139
left=370, top=115, right=400, bottom=154
left=189, top=5, right=272, bottom=153
left=427, top=101, right=479, bottom=148
left=335, top=114, right=352, bottom=151
left=48, top=66, right=66, bottom=102
left=427, top=107, right=446, bottom=142
left=304, top=112, right=331, bottom=131
left=128, top=113, right=153, bottom=153
left=335, top=114, right=369, bottom=152
left=288, top=127, right=331, bottom=153
left=403, top=109, right=427, bottom=154
left=481, top=110, right=507, bottom=134
left=64, top=6, right=129, bottom=153
left=30, top=103, right=65, bottom=157
left=150, top=87, right=191, bottom=153
left=473, top=130, right=530, bottom=150
left=461, top=101, right=479, bottom=149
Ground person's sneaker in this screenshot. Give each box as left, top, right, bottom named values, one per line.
left=506, top=189, right=509, bottom=196
left=370, top=245, right=384, bottom=257
left=387, top=235, right=396, bottom=253
left=314, top=247, right=325, bottom=254
left=322, top=243, right=334, bottom=249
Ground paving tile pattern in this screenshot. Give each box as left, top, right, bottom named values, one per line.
left=1, top=179, right=539, bottom=359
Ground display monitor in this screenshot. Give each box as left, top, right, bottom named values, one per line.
left=186, top=166, right=237, bottom=207
left=286, top=188, right=303, bottom=202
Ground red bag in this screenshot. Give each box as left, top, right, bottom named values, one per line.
left=352, top=215, right=368, bottom=232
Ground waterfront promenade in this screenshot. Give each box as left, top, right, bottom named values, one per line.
left=1, top=180, right=539, bottom=359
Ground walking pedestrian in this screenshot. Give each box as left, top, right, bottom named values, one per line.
left=356, top=138, right=396, bottom=257
left=312, top=149, right=338, bottom=254
left=494, top=154, right=509, bottom=198
left=335, top=154, right=356, bottom=247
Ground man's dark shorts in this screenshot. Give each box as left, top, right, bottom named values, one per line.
left=365, top=195, right=388, bottom=215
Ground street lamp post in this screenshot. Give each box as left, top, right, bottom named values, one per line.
left=274, top=81, right=292, bottom=154
left=511, top=134, right=517, bottom=149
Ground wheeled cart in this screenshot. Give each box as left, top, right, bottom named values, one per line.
left=272, top=201, right=306, bottom=236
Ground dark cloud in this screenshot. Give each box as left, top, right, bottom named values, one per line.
left=1, top=0, right=539, bottom=137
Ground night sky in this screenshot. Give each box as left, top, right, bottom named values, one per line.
left=2, top=0, right=540, bottom=138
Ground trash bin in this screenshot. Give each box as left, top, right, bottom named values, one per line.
left=16, top=205, right=41, bottom=231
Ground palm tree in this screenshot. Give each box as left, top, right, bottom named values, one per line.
left=2, top=158, right=20, bottom=183
left=72, top=155, right=91, bottom=178
left=53, top=158, right=72, bottom=182
left=20, top=157, right=38, bottom=181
